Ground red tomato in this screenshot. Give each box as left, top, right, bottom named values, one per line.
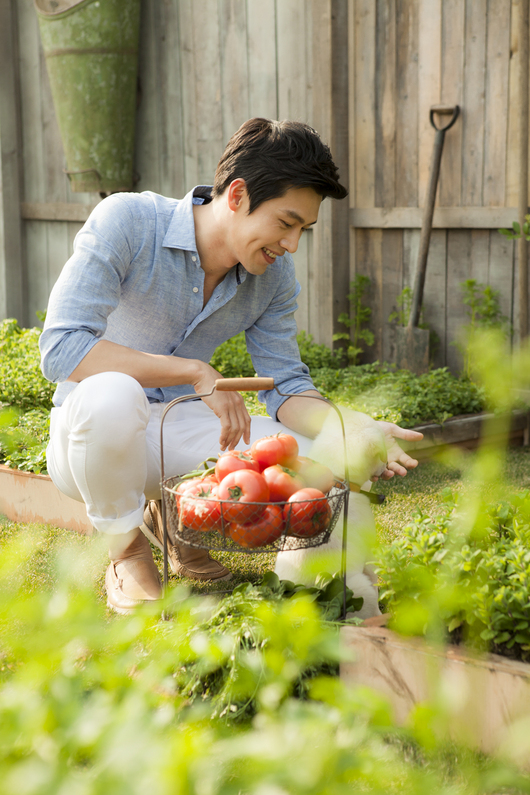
left=250, top=433, right=298, bottom=470
left=277, top=433, right=299, bottom=467
left=262, top=465, right=304, bottom=502
left=293, top=456, right=335, bottom=494
left=217, top=470, right=269, bottom=523
left=284, top=487, right=331, bottom=538
left=214, top=450, right=259, bottom=482
left=228, top=504, right=285, bottom=548
left=174, top=475, right=218, bottom=509
left=179, top=482, right=222, bottom=532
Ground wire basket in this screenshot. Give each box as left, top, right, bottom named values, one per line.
left=161, top=474, right=348, bottom=554
left=158, top=377, right=352, bottom=591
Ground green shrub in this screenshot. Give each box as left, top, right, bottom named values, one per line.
left=210, top=330, right=343, bottom=378
left=0, top=318, right=54, bottom=411
left=375, top=489, right=530, bottom=662
left=311, top=363, right=485, bottom=428
left=0, top=408, right=49, bottom=473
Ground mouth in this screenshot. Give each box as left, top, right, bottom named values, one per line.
left=262, top=247, right=280, bottom=264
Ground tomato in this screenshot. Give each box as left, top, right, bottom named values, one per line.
left=174, top=475, right=218, bottom=510
left=250, top=433, right=298, bottom=470
left=284, top=487, right=331, bottom=538
left=262, top=464, right=304, bottom=502
left=293, top=456, right=335, bottom=494
left=214, top=450, right=259, bottom=482
left=217, top=469, right=269, bottom=523
left=178, top=482, right=222, bottom=532
left=277, top=433, right=299, bottom=467
left=228, top=504, right=285, bottom=548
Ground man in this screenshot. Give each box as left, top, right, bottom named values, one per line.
left=40, top=118, right=422, bottom=613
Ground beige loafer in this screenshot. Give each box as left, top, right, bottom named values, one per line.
left=141, top=500, right=232, bottom=582
left=106, top=531, right=162, bottom=615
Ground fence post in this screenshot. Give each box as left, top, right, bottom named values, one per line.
left=0, top=0, right=26, bottom=326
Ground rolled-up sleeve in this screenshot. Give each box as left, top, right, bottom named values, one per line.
left=39, top=194, right=136, bottom=383
left=245, top=254, right=317, bottom=420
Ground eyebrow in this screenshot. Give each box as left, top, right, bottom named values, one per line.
left=282, top=209, right=318, bottom=226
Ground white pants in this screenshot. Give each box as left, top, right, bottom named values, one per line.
left=46, top=372, right=312, bottom=535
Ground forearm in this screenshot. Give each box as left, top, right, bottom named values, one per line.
left=276, top=390, right=331, bottom=439
left=67, top=339, right=202, bottom=387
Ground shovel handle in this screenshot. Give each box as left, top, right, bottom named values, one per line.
left=430, top=105, right=460, bottom=133
left=214, top=377, right=274, bottom=392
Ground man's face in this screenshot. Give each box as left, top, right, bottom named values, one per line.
left=228, top=183, right=322, bottom=275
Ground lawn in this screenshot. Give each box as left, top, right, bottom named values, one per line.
left=2, top=445, right=529, bottom=602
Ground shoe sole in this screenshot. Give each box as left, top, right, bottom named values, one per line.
left=140, top=520, right=233, bottom=582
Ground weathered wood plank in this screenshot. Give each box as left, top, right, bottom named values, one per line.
left=470, top=229, right=491, bottom=286
left=191, top=0, right=224, bottom=184
left=423, top=229, right=447, bottom=368
left=395, top=0, right=419, bottom=207
left=18, top=0, right=48, bottom=323
left=219, top=0, right=250, bottom=141
left=135, top=0, right=161, bottom=193
left=488, top=228, right=515, bottom=332
left=0, top=0, right=25, bottom=323
left=483, top=0, right=511, bottom=206
left=247, top=0, right=278, bottom=118
left=381, top=229, right=403, bottom=362
left=438, top=0, right=464, bottom=207
left=277, top=0, right=309, bottom=121
left=21, top=202, right=97, bottom=222
left=353, top=0, right=376, bottom=207
left=461, top=0, right=487, bottom=206
left=350, top=206, right=518, bottom=228
left=355, top=228, right=383, bottom=363
left=178, top=0, right=199, bottom=190
left=446, top=230, right=472, bottom=372
left=375, top=0, right=396, bottom=208
left=417, top=0, right=441, bottom=207
left=506, top=0, right=520, bottom=209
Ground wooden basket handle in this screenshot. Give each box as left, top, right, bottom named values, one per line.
left=214, top=377, right=274, bottom=392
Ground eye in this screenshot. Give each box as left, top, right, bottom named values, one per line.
left=280, top=220, right=292, bottom=228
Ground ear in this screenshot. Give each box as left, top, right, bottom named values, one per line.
left=226, top=179, right=248, bottom=213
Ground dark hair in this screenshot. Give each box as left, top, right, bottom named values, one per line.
left=212, top=118, right=348, bottom=213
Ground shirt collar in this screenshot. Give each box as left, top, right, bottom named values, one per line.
left=163, top=185, right=212, bottom=251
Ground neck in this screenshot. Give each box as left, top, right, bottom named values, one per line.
left=193, top=200, right=237, bottom=279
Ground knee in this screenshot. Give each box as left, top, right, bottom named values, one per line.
left=65, top=372, right=150, bottom=445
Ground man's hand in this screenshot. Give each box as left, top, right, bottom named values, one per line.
left=375, top=421, right=424, bottom=480
left=193, top=363, right=251, bottom=451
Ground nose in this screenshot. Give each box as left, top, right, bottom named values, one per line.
left=280, top=227, right=302, bottom=254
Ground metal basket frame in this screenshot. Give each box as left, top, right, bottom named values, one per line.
left=158, top=377, right=352, bottom=615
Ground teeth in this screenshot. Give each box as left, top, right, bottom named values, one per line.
left=263, top=247, right=277, bottom=259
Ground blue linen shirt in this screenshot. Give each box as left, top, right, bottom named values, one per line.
left=40, top=185, right=316, bottom=418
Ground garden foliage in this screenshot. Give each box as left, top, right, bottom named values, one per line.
left=376, top=489, right=530, bottom=662
left=0, top=526, right=526, bottom=793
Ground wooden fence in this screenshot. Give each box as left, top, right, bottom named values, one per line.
left=349, top=0, right=527, bottom=371
left=0, top=0, right=528, bottom=373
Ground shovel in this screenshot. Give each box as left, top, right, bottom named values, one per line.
left=395, top=104, right=460, bottom=374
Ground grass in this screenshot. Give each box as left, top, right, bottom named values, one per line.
left=2, top=445, right=530, bottom=603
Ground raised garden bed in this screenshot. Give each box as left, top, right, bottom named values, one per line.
left=341, top=622, right=530, bottom=765
left=407, top=409, right=530, bottom=460
left=0, top=463, right=92, bottom=534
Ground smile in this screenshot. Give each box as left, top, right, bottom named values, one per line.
left=262, top=247, right=279, bottom=260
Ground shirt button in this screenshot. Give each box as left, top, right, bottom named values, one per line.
left=193, top=287, right=199, bottom=293
left=191, top=256, right=197, bottom=262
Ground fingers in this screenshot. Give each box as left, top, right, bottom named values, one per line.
left=386, top=422, right=424, bottom=441
left=216, top=394, right=251, bottom=451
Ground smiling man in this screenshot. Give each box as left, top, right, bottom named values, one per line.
left=40, top=118, right=422, bottom=613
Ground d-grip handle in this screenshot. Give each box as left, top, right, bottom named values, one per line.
left=214, top=377, right=274, bottom=392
